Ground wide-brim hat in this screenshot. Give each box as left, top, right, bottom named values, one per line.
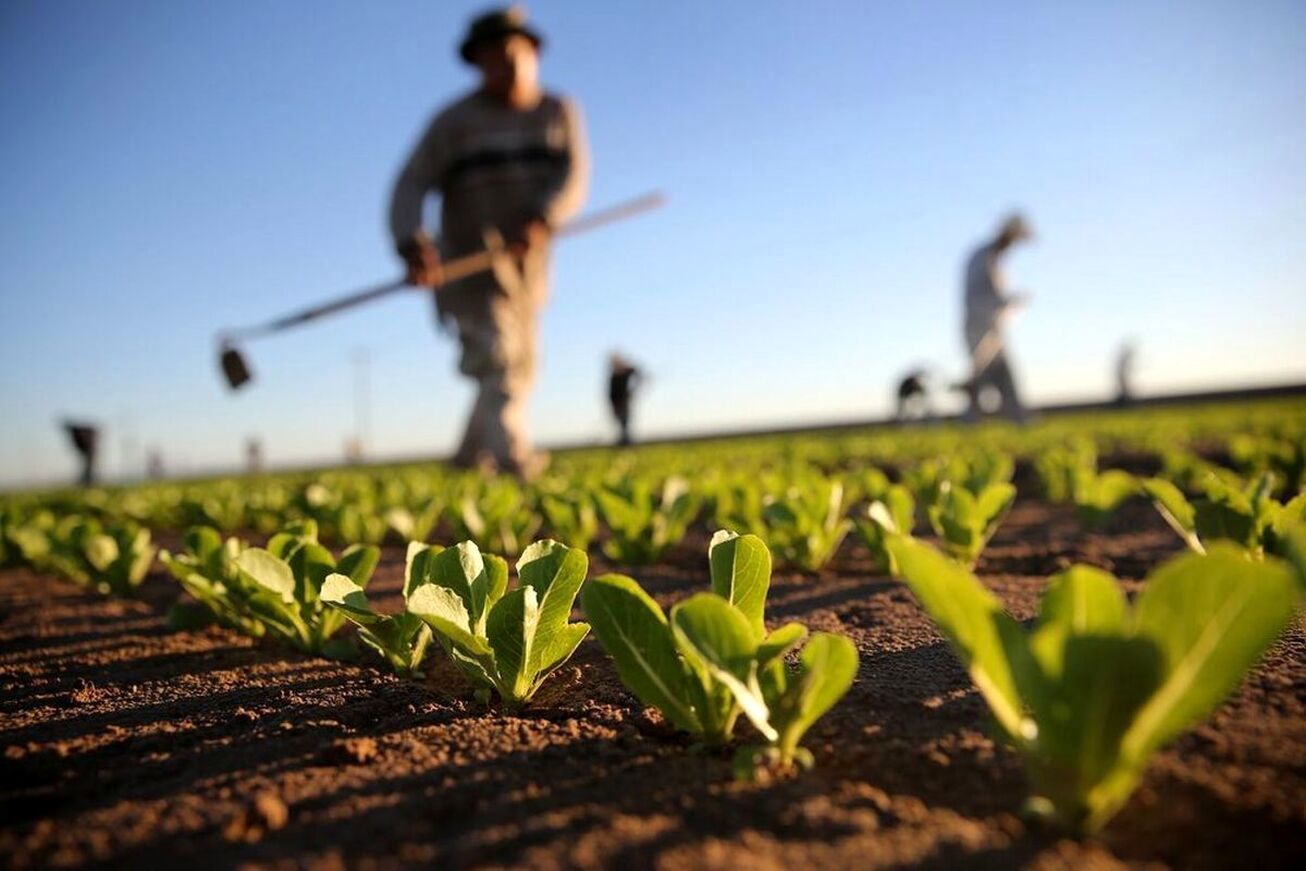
left=459, top=6, right=544, bottom=63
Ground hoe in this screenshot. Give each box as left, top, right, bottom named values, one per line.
left=217, top=191, right=665, bottom=390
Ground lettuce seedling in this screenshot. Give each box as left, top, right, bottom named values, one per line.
left=42, top=517, right=157, bottom=596
left=406, top=539, right=590, bottom=706
left=163, top=520, right=379, bottom=655
left=887, top=535, right=1300, bottom=833
left=1143, top=472, right=1303, bottom=558
left=852, top=485, right=915, bottom=574
left=453, top=478, right=542, bottom=556
left=758, top=475, right=854, bottom=572
left=1071, top=469, right=1137, bottom=529
left=926, top=481, right=1016, bottom=566
left=320, top=542, right=439, bottom=676
left=595, top=476, right=699, bottom=565
left=583, top=531, right=858, bottom=769
left=384, top=497, right=443, bottom=544
left=160, top=526, right=264, bottom=635
left=539, top=492, right=599, bottom=552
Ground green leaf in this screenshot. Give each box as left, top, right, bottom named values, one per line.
left=237, top=549, right=296, bottom=604
left=708, top=530, right=772, bottom=640
left=581, top=574, right=700, bottom=733
left=670, top=594, right=773, bottom=741
left=486, top=586, right=540, bottom=702
left=1142, top=478, right=1203, bottom=552
left=408, top=582, right=493, bottom=657
left=485, top=553, right=510, bottom=607
left=756, top=622, right=807, bottom=670
left=403, top=541, right=436, bottom=599
left=1021, top=635, right=1164, bottom=832
left=337, top=544, right=380, bottom=590
left=320, top=572, right=382, bottom=624
left=1037, top=566, right=1127, bottom=637
left=887, top=536, right=1027, bottom=740
left=1122, top=546, right=1299, bottom=765
left=519, top=541, right=590, bottom=675
left=772, top=633, right=859, bottom=762
left=428, top=541, right=493, bottom=631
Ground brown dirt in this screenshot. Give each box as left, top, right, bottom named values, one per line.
left=2, top=498, right=1304, bottom=870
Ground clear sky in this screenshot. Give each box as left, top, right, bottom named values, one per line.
left=2, top=0, right=1304, bottom=487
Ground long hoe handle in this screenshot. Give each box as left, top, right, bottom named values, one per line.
left=221, top=191, right=666, bottom=344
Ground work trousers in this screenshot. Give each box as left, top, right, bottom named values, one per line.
left=448, top=288, right=539, bottom=473
left=968, top=350, right=1025, bottom=420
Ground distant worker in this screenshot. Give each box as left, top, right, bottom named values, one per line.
left=1115, top=340, right=1137, bottom=406
left=608, top=353, right=643, bottom=446
left=960, top=213, right=1033, bottom=422
left=146, top=448, right=164, bottom=480
left=895, top=367, right=931, bottom=421
left=389, top=7, right=589, bottom=479
left=246, top=438, right=263, bottom=474
left=62, top=421, right=99, bottom=486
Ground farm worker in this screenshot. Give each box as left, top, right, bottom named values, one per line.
left=607, top=352, right=643, bottom=447
left=389, top=7, right=589, bottom=479
left=960, top=213, right=1033, bottom=422
left=62, top=421, right=99, bottom=486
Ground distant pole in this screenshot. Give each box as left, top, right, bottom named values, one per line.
left=352, top=348, right=372, bottom=460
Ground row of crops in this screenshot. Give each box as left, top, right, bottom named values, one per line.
left=2, top=400, right=1304, bottom=835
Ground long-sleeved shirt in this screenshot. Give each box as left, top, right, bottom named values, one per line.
left=389, top=88, right=589, bottom=268
left=963, top=241, right=1011, bottom=351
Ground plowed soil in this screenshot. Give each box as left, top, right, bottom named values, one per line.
left=2, top=497, right=1304, bottom=869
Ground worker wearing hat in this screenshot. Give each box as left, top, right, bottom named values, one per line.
left=960, top=213, right=1033, bottom=421
left=390, top=7, right=589, bottom=479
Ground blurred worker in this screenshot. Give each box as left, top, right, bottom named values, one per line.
left=960, top=213, right=1033, bottom=422
left=1115, top=340, right=1137, bottom=406
left=608, top=352, right=643, bottom=446
left=895, top=367, right=931, bottom=421
left=389, top=7, right=589, bottom=479
left=62, top=421, right=99, bottom=486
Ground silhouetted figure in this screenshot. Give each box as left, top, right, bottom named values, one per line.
left=63, top=421, right=99, bottom=486
left=895, top=368, right=931, bottom=420
left=246, top=438, right=263, bottom=474
left=1115, top=341, right=1137, bottom=406
left=959, top=213, right=1033, bottom=422
left=608, top=353, right=643, bottom=446
left=389, top=7, right=589, bottom=481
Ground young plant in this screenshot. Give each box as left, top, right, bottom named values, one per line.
left=43, top=517, right=157, bottom=596
left=1143, top=472, right=1302, bottom=557
left=453, top=478, right=542, bottom=556
left=852, top=484, right=915, bottom=574
left=926, top=480, right=1016, bottom=566
left=758, top=474, right=854, bottom=572
left=383, top=497, right=443, bottom=544
left=1071, top=469, right=1137, bottom=529
left=539, top=492, right=599, bottom=552
left=595, top=476, right=699, bottom=565
left=320, top=541, right=438, bottom=676
left=583, top=531, right=858, bottom=770
left=162, top=519, right=379, bottom=655
left=406, top=539, right=590, bottom=706
left=160, top=526, right=264, bottom=636
left=887, top=535, right=1300, bottom=833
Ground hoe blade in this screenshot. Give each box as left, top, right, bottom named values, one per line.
left=220, top=346, right=252, bottom=390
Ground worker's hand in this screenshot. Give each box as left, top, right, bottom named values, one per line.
left=399, top=238, right=442, bottom=288
left=506, top=214, right=551, bottom=256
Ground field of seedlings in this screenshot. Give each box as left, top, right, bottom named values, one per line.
left=2, top=399, right=1304, bottom=869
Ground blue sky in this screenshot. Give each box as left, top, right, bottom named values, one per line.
left=1, top=0, right=1303, bottom=486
